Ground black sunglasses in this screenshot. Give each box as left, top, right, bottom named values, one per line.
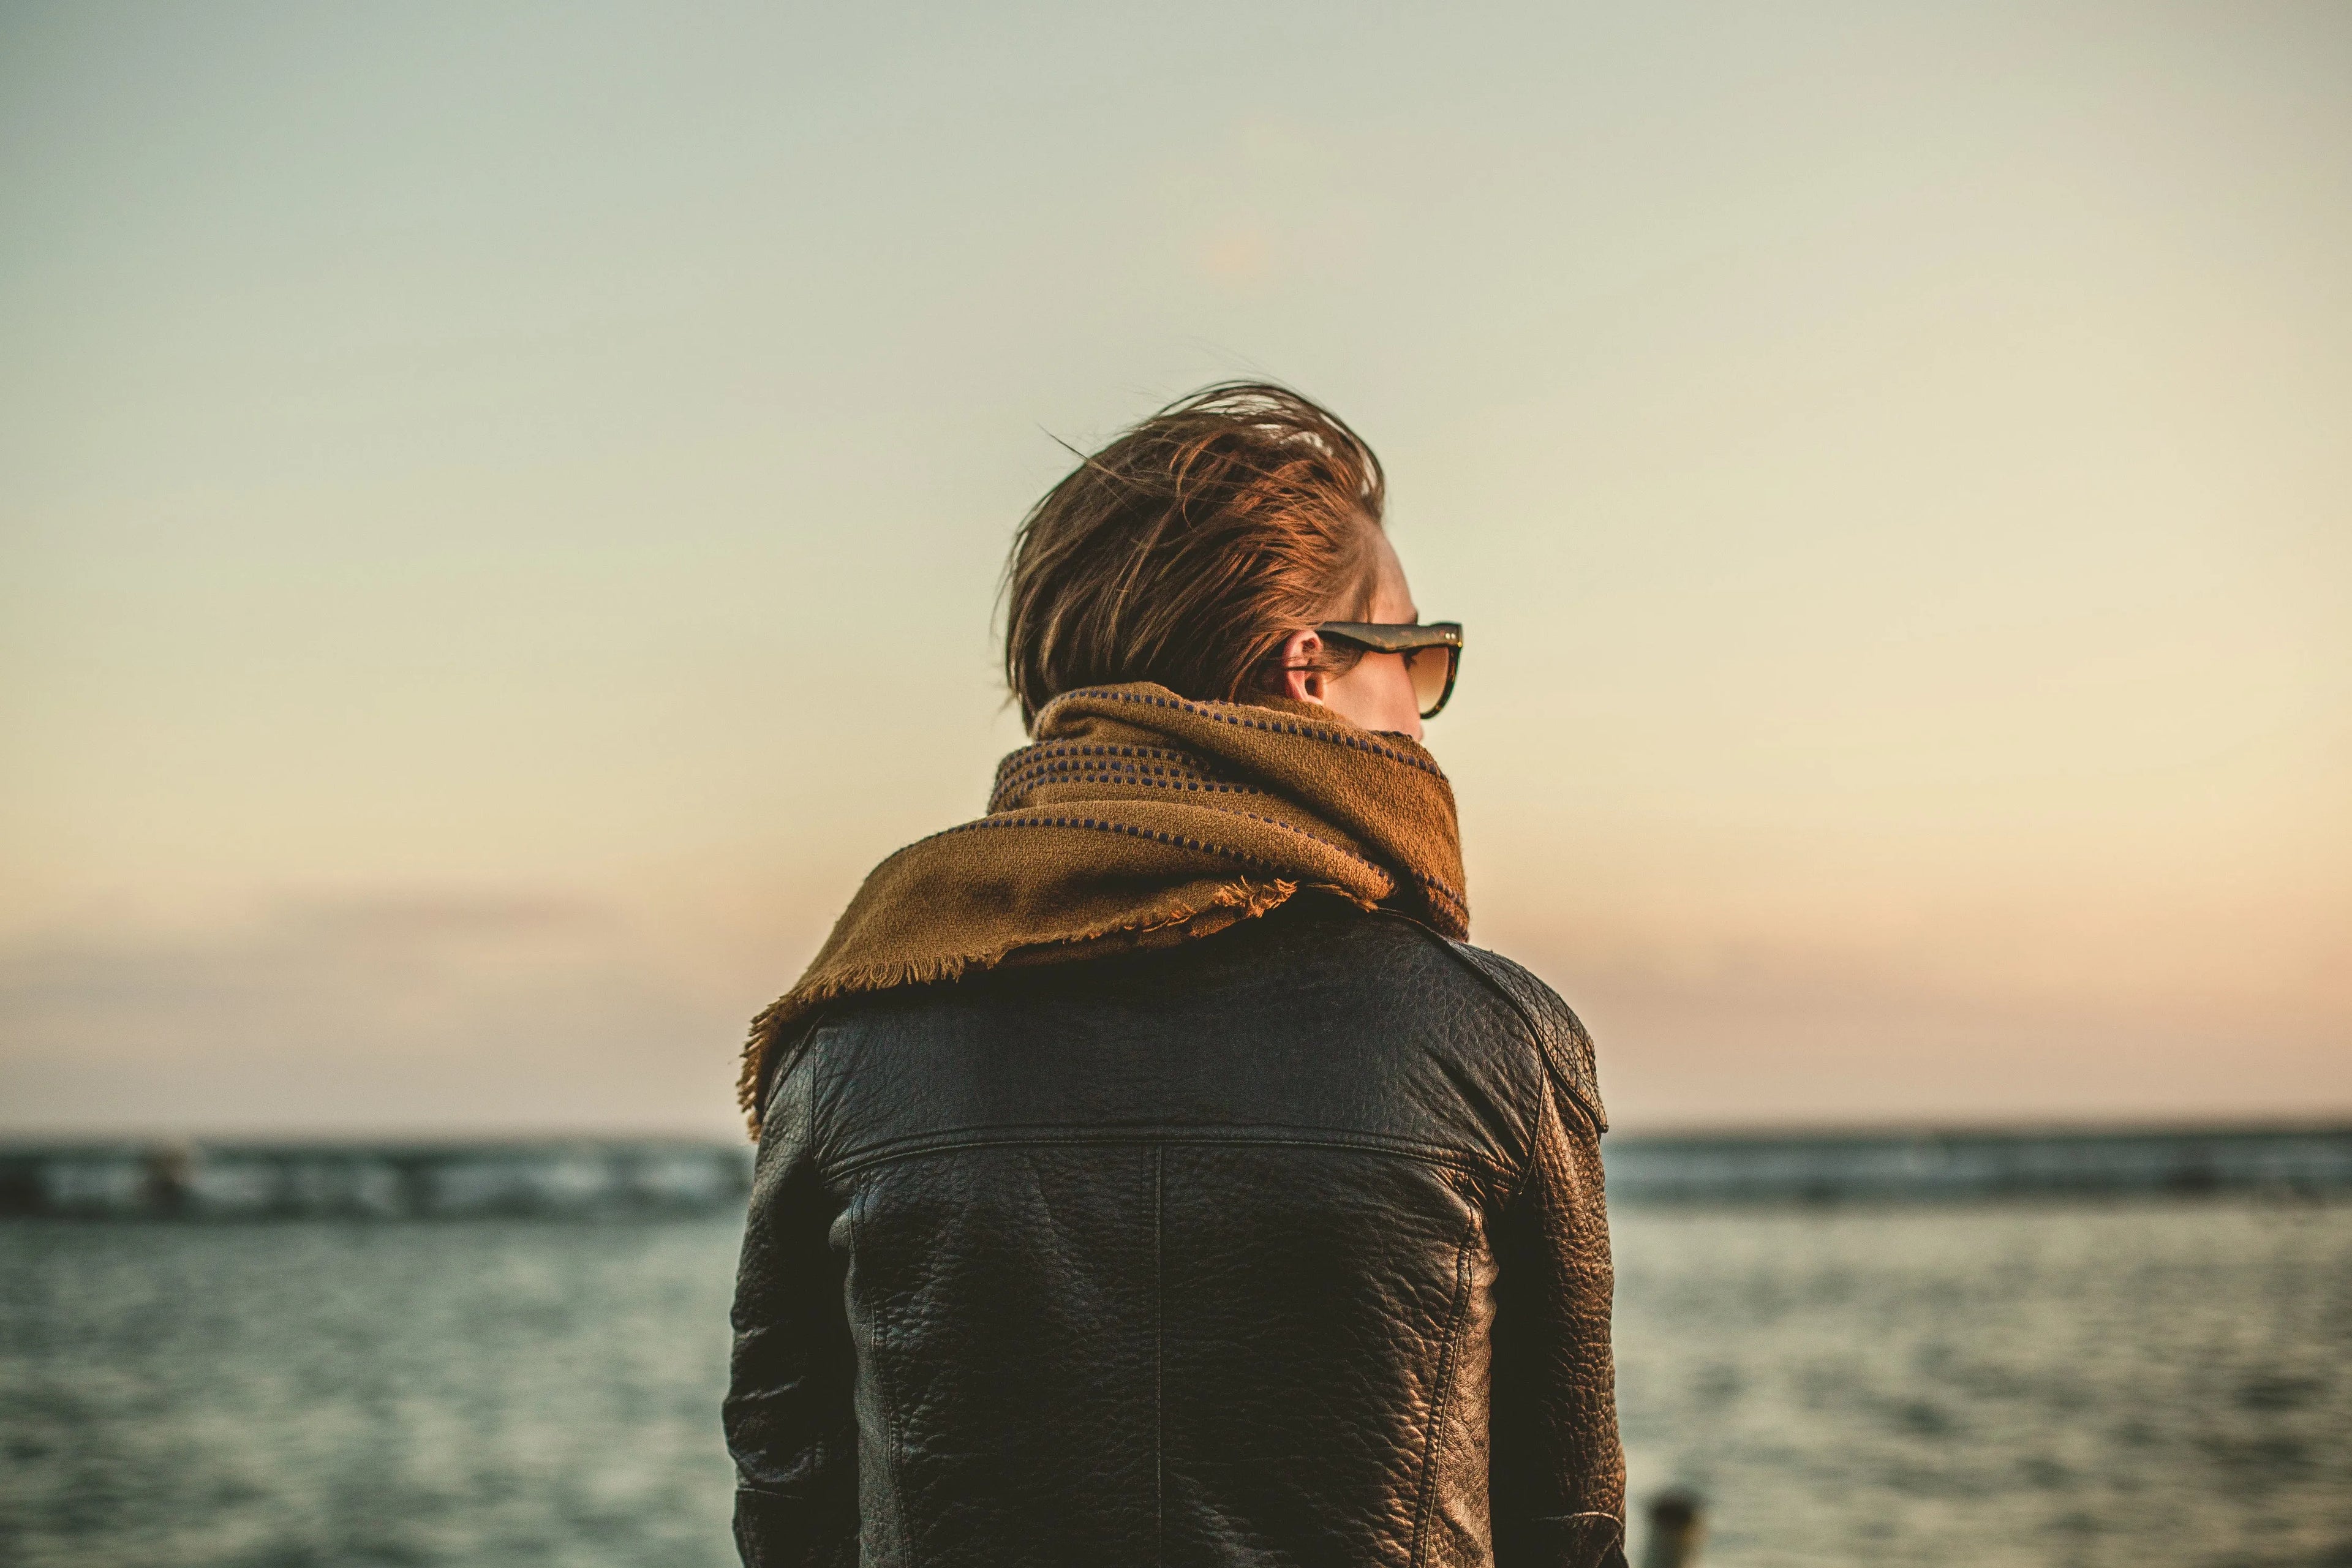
left=1313, top=621, right=1464, bottom=718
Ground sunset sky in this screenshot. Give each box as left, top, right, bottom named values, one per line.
left=4, top=1, right=2346, bottom=1137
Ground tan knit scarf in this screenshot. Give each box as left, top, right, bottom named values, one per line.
left=737, top=682, right=1469, bottom=1135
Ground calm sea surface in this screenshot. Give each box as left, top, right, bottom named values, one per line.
left=3, top=1200, right=2346, bottom=1567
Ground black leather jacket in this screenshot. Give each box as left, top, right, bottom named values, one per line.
left=726, top=895, right=1627, bottom=1567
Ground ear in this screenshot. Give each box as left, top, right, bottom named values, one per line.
left=1276, top=628, right=1329, bottom=704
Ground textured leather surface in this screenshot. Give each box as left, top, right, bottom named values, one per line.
left=727, top=895, right=1627, bottom=1568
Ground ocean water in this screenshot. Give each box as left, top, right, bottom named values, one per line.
left=2, top=1200, right=2346, bottom=1568
left=1610, top=1202, right=2352, bottom=1568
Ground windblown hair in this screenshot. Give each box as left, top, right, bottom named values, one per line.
left=1001, top=382, right=1387, bottom=729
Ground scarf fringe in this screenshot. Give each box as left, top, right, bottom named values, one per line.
left=736, top=876, right=1303, bottom=1134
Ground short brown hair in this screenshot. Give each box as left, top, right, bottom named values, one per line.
left=1001, top=382, right=1387, bottom=728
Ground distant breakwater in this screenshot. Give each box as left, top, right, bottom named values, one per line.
left=3, top=1126, right=2346, bottom=1221
left=0, top=1140, right=754, bottom=1222
left=1600, top=1126, right=2352, bottom=1205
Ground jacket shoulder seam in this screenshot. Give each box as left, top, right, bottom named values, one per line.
left=758, top=1007, right=832, bottom=1143
left=1409, top=927, right=1608, bottom=1139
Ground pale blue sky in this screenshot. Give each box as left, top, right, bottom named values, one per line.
left=4, top=2, right=2346, bottom=1134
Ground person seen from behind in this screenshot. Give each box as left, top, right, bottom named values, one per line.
left=726, top=383, right=1627, bottom=1567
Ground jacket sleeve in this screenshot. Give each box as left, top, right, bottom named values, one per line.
left=725, top=1041, right=859, bottom=1568
left=1479, top=972, right=1629, bottom=1568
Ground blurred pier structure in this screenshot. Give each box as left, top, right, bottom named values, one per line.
left=0, top=1140, right=753, bottom=1221
left=1, top=1126, right=2346, bottom=1220
left=1602, top=1125, right=2352, bottom=1204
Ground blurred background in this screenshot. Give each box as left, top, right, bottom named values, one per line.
left=3, top=3, right=2347, bottom=1566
